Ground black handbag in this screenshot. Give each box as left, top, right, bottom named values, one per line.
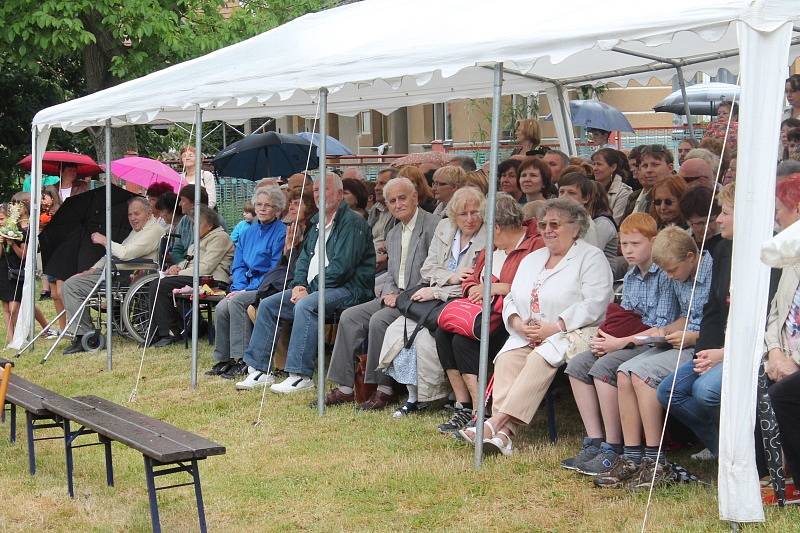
left=395, top=283, right=448, bottom=331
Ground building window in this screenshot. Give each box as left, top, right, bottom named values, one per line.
left=360, top=111, right=372, bottom=134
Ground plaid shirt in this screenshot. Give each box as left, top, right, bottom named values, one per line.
left=672, top=251, right=714, bottom=332
left=621, top=263, right=679, bottom=328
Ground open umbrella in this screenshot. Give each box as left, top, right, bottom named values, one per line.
left=295, top=132, right=354, bottom=157
left=653, top=82, right=740, bottom=115
left=104, top=156, right=185, bottom=193
left=212, top=132, right=318, bottom=180
left=17, top=151, right=102, bottom=177
left=39, top=185, right=138, bottom=281
left=568, top=100, right=634, bottom=132
left=391, top=151, right=453, bottom=167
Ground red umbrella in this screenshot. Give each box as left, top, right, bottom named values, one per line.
left=17, top=151, right=102, bottom=178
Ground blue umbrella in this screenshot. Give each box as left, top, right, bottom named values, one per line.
left=295, top=132, right=354, bottom=157
left=212, top=132, right=319, bottom=180
left=568, top=100, right=634, bottom=132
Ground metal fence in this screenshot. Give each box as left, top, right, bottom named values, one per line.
left=215, top=177, right=256, bottom=230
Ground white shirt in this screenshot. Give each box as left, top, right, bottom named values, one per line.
left=59, top=186, right=72, bottom=201
left=182, top=169, right=217, bottom=208
left=306, top=217, right=335, bottom=283
left=397, top=209, right=419, bottom=290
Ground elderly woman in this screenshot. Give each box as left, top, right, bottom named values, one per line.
left=148, top=206, right=235, bottom=347
left=591, top=148, right=633, bottom=224
left=435, top=193, right=544, bottom=433
left=206, top=185, right=287, bottom=378
left=378, top=187, right=488, bottom=416
left=458, top=198, right=613, bottom=455
left=518, top=157, right=555, bottom=203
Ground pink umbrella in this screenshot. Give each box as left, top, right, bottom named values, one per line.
left=390, top=151, right=453, bottom=168
left=104, top=156, right=185, bottom=193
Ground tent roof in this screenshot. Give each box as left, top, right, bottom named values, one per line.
left=32, top=0, right=800, bottom=132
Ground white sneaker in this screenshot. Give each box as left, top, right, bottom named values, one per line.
left=44, top=328, right=61, bottom=339
left=269, top=375, right=314, bottom=394
left=690, top=448, right=715, bottom=461
left=235, top=370, right=276, bottom=390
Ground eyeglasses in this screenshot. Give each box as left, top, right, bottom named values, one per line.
left=537, top=220, right=564, bottom=231
left=256, top=203, right=276, bottom=211
left=653, top=198, right=674, bottom=206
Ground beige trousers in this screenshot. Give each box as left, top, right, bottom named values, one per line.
left=492, top=347, right=558, bottom=425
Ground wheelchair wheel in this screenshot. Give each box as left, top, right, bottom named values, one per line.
left=81, top=330, right=106, bottom=352
left=121, top=273, right=160, bottom=345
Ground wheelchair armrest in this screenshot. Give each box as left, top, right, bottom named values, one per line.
left=111, top=257, right=158, bottom=271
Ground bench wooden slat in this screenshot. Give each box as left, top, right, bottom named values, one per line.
left=5, top=375, right=62, bottom=416
left=42, top=395, right=224, bottom=463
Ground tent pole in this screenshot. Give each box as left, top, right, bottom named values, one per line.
left=28, top=128, right=41, bottom=343
left=474, top=62, right=503, bottom=470
left=191, top=106, right=203, bottom=389
left=104, top=120, right=113, bottom=370
left=675, top=66, right=695, bottom=137
left=317, top=87, right=328, bottom=417
left=555, top=83, right=575, bottom=156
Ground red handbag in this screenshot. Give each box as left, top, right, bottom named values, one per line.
left=437, top=296, right=504, bottom=340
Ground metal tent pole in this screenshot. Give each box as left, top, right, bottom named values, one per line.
left=675, top=66, right=695, bottom=137
left=191, top=106, right=203, bottom=389
left=474, top=62, right=503, bottom=470
left=554, top=83, right=575, bottom=156
left=104, top=120, right=113, bottom=370
left=317, top=88, right=328, bottom=416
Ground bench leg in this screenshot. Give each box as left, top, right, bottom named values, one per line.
left=191, top=459, right=208, bottom=533
left=101, top=436, right=114, bottom=487
left=26, top=411, right=36, bottom=475
left=143, top=455, right=162, bottom=533
left=8, top=403, right=16, bottom=443
left=63, top=419, right=75, bottom=498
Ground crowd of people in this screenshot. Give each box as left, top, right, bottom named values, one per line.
left=5, top=76, right=800, bottom=493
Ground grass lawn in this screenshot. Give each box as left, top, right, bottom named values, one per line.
left=0, top=301, right=797, bottom=532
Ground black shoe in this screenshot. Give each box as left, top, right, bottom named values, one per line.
left=39, top=291, right=51, bottom=301
left=151, top=336, right=180, bottom=348
left=63, top=336, right=86, bottom=355
left=205, top=361, right=234, bottom=376
left=437, top=407, right=474, bottom=434
left=220, top=360, right=248, bottom=380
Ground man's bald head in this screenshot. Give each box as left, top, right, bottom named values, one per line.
left=679, top=158, right=714, bottom=188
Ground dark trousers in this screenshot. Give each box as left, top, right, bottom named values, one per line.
left=435, top=327, right=508, bottom=376
left=148, top=275, right=194, bottom=337
left=768, top=371, right=800, bottom=475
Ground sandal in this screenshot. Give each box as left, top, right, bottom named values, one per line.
left=482, top=430, right=513, bottom=457
left=456, top=420, right=495, bottom=446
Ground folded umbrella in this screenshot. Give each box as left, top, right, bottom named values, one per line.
left=295, top=132, right=354, bottom=157
left=17, top=151, right=102, bottom=178
left=104, top=156, right=185, bottom=193
left=212, top=132, right=318, bottom=180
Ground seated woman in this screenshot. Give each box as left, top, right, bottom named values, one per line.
left=517, top=157, right=555, bottom=204
left=342, top=177, right=369, bottom=219
left=205, top=186, right=287, bottom=378
left=650, top=175, right=688, bottom=230
left=498, top=159, right=523, bottom=203
left=378, top=186, right=488, bottom=416
left=148, top=205, right=235, bottom=347
left=458, top=198, right=614, bottom=455
left=398, top=165, right=437, bottom=213
left=435, top=193, right=544, bottom=433
left=591, top=148, right=633, bottom=224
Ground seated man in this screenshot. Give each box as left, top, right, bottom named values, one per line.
left=62, top=197, right=165, bottom=354
left=325, top=177, right=439, bottom=406
left=148, top=205, right=234, bottom=347
left=235, top=174, right=375, bottom=392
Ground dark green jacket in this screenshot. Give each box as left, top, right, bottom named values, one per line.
left=292, top=200, right=375, bottom=307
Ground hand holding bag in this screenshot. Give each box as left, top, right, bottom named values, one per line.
left=395, top=283, right=448, bottom=331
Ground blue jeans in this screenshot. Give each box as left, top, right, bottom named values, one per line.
left=656, top=359, right=722, bottom=456
left=243, top=287, right=352, bottom=377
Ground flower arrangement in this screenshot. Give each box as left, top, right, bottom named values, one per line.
left=0, top=203, right=24, bottom=241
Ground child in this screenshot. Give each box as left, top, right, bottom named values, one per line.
left=230, top=201, right=255, bottom=245
left=594, top=225, right=713, bottom=489
left=562, top=213, right=680, bottom=476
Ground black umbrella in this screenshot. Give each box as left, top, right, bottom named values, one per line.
left=40, top=185, right=138, bottom=281
left=211, top=132, right=319, bottom=180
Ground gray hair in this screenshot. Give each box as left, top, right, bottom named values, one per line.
left=197, top=205, right=220, bottom=229
left=778, top=159, right=800, bottom=178
left=447, top=186, right=486, bottom=223
left=128, top=196, right=152, bottom=212
left=685, top=148, right=720, bottom=174
left=545, top=149, right=570, bottom=167
left=252, top=184, right=287, bottom=213
left=542, top=197, right=590, bottom=238
left=383, top=176, right=416, bottom=198
left=494, top=192, right=524, bottom=228
left=314, top=172, right=343, bottom=191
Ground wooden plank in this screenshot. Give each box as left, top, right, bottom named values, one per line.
left=43, top=396, right=224, bottom=463
left=5, top=375, right=61, bottom=416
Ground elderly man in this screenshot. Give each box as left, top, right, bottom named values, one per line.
left=431, top=166, right=465, bottom=218
left=324, top=177, right=440, bottom=408
left=543, top=150, right=569, bottom=184
left=679, top=157, right=714, bottom=188
left=236, top=174, right=376, bottom=392
left=62, top=197, right=165, bottom=354
left=367, top=168, right=398, bottom=272
left=286, top=173, right=312, bottom=196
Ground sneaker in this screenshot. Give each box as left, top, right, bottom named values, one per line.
left=220, top=360, right=248, bottom=380
left=44, top=328, right=61, bottom=340
left=690, top=448, right=715, bottom=461
left=560, top=437, right=600, bottom=471
left=39, top=291, right=51, bottom=301
left=205, top=360, right=233, bottom=376
left=576, top=443, right=619, bottom=476
left=392, top=401, right=420, bottom=418
left=437, top=407, right=474, bottom=434
left=594, top=456, right=642, bottom=488
left=235, top=369, right=276, bottom=390
left=626, top=457, right=672, bottom=490
left=270, top=375, right=314, bottom=394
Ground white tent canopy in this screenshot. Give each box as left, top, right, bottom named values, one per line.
left=24, top=0, right=800, bottom=526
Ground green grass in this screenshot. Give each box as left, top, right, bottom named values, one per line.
left=0, top=301, right=798, bottom=532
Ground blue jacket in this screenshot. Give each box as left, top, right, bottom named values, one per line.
left=231, top=218, right=286, bottom=291
left=230, top=219, right=252, bottom=245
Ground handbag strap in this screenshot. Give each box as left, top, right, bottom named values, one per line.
left=403, top=302, right=440, bottom=349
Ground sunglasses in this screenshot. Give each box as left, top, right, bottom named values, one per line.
left=653, top=198, right=674, bottom=207
left=537, top=220, right=564, bottom=231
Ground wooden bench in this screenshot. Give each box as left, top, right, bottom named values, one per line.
left=42, top=394, right=225, bottom=533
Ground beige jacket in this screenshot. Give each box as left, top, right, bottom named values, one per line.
left=419, top=218, right=487, bottom=301
left=93, top=216, right=165, bottom=269
left=177, top=226, right=234, bottom=284
left=607, top=174, right=633, bottom=225
left=764, top=265, right=800, bottom=364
